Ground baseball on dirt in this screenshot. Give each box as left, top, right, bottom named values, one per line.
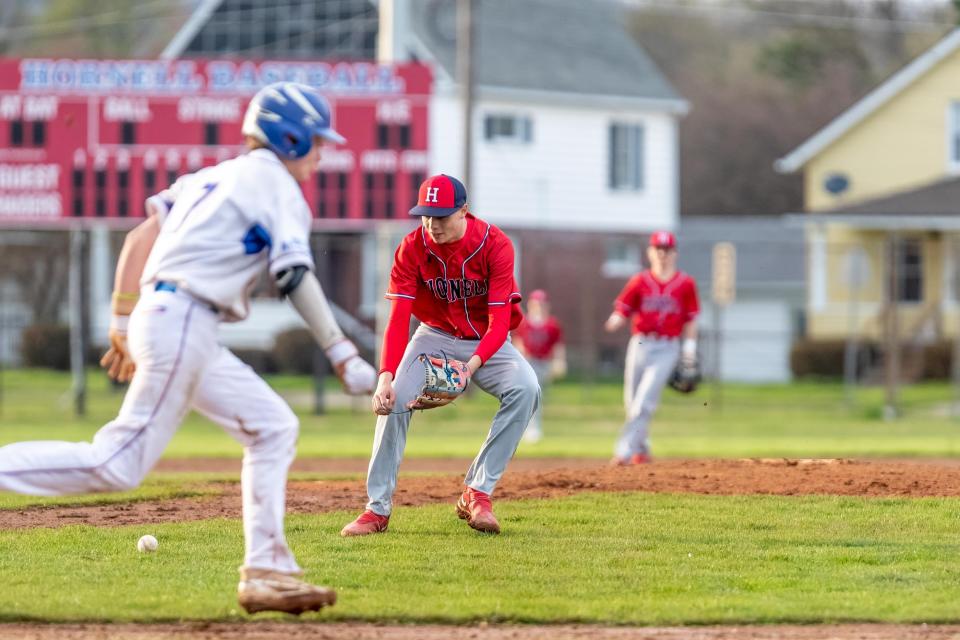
left=137, top=534, right=158, bottom=553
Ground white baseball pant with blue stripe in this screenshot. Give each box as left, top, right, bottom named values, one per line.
left=614, top=335, right=680, bottom=459
left=0, top=288, right=303, bottom=574
left=365, top=324, right=540, bottom=516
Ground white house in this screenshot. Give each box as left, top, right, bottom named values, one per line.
left=382, top=0, right=687, bottom=234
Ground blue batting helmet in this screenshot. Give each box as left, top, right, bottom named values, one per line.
left=241, top=82, right=345, bottom=159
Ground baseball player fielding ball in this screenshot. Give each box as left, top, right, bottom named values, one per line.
left=341, top=174, right=540, bottom=538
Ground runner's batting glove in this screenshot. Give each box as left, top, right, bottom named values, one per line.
left=326, top=339, right=376, bottom=395
left=407, top=353, right=471, bottom=410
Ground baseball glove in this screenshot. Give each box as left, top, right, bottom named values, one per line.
left=669, top=358, right=701, bottom=394
left=407, top=352, right=471, bottom=410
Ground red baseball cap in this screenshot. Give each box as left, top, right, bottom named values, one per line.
left=409, top=174, right=468, bottom=217
left=649, top=231, right=676, bottom=249
left=528, top=289, right=548, bottom=302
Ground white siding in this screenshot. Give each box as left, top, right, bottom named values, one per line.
left=699, top=301, right=794, bottom=383
left=429, top=94, right=680, bottom=232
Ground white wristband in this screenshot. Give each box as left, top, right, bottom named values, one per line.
left=110, top=314, right=130, bottom=335
left=325, top=339, right=358, bottom=367
left=682, top=338, right=697, bottom=358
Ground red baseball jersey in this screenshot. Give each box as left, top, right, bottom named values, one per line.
left=386, top=213, right=523, bottom=338
left=515, top=316, right=563, bottom=360
left=613, top=270, right=699, bottom=337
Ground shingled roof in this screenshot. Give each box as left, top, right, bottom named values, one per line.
left=408, top=0, right=685, bottom=105
left=822, top=176, right=960, bottom=216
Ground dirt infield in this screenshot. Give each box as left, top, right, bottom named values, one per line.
left=5, top=457, right=960, bottom=530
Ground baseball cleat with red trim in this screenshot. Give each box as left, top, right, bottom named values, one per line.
left=237, top=568, right=336, bottom=615
left=609, top=452, right=652, bottom=466
left=340, top=510, right=389, bottom=537
left=456, top=487, right=500, bottom=534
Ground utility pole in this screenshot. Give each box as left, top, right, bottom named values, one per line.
left=457, top=0, right=475, bottom=187
left=884, top=233, right=900, bottom=420
left=951, top=237, right=960, bottom=417
left=69, top=226, right=86, bottom=417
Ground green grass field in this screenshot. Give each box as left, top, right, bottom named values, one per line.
left=4, top=369, right=960, bottom=626
left=2, top=493, right=960, bottom=624
left=2, top=369, right=960, bottom=459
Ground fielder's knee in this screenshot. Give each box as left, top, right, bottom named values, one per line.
left=504, top=374, right=539, bottom=413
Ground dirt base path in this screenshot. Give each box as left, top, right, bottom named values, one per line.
left=154, top=456, right=611, bottom=474
left=1, top=622, right=958, bottom=640
left=6, top=458, right=960, bottom=530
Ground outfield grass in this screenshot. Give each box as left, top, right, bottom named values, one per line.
left=1, top=492, right=959, bottom=623
left=2, top=369, right=960, bottom=459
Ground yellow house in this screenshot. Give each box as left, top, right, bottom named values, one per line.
left=777, top=29, right=960, bottom=344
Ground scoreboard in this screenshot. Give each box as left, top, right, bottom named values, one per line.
left=0, top=58, right=432, bottom=226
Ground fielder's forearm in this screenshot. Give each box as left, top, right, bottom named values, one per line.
left=681, top=321, right=698, bottom=359
left=286, top=270, right=346, bottom=350
left=554, top=344, right=567, bottom=366
left=472, top=304, right=510, bottom=367
left=380, top=297, right=414, bottom=376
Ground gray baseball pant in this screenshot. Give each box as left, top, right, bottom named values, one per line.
left=523, top=358, right=551, bottom=439
left=614, top=335, right=680, bottom=459
left=366, top=324, right=540, bottom=516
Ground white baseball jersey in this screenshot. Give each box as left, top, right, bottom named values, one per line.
left=141, top=148, right=315, bottom=321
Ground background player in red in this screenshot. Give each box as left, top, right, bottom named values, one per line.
left=341, top=174, right=540, bottom=536
left=604, top=231, right=699, bottom=465
left=514, top=289, right=566, bottom=443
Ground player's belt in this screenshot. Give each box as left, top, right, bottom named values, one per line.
left=637, top=333, right=679, bottom=342
left=154, top=281, right=221, bottom=314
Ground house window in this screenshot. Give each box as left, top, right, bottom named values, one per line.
left=483, top=114, right=532, bottom=143
left=609, top=123, right=644, bottom=191
left=894, top=237, right=923, bottom=303
left=602, top=238, right=642, bottom=278
left=950, top=102, right=960, bottom=169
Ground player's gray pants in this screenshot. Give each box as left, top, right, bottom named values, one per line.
left=366, top=324, right=540, bottom=516
left=614, top=335, right=680, bottom=458
left=523, top=358, right=551, bottom=440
